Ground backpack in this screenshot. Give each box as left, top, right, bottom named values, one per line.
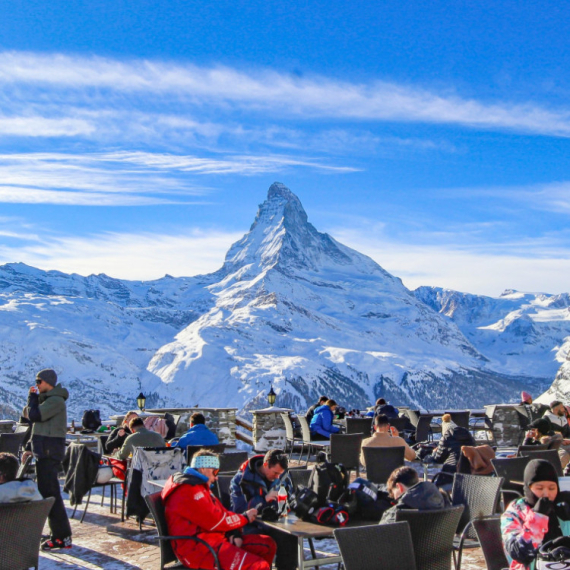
left=290, top=485, right=320, bottom=520
left=310, top=502, right=350, bottom=527
left=339, top=477, right=393, bottom=520
left=82, top=409, right=102, bottom=431
left=309, top=458, right=348, bottom=506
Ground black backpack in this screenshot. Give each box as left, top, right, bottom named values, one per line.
left=82, top=409, right=102, bottom=431
left=339, top=477, right=393, bottom=520
left=309, top=458, right=348, bottom=506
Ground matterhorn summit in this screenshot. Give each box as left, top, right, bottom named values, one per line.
left=146, top=183, right=532, bottom=411
left=0, top=183, right=558, bottom=419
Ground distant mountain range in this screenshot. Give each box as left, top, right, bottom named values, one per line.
left=0, top=182, right=567, bottom=420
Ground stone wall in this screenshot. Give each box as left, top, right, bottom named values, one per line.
left=252, top=408, right=290, bottom=452
left=485, top=404, right=527, bottom=447
left=125, top=407, right=238, bottom=447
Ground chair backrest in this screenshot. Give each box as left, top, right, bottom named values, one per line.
left=15, top=453, right=33, bottom=480
left=219, top=451, right=248, bottom=475
left=520, top=449, right=564, bottom=477
left=215, top=474, right=234, bottom=509
left=395, top=505, right=465, bottom=570
left=517, top=444, right=548, bottom=455
left=145, top=491, right=178, bottom=569
left=280, top=413, right=295, bottom=440
left=334, top=521, right=417, bottom=570
left=185, top=443, right=227, bottom=464
left=288, top=468, right=312, bottom=491
left=345, top=418, right=373, bottom=436
left=0, top=432, right=26, bottom=456
left=0, top=497, right=55, bottom=570
left=297, top=416, right=312, bottom=444
left=415, top=415, right=434, bottom=444
left=451, top=473, right=504, bottom=538
left=362, top=446, right=406, bottom=484
left=330, top=433, right=364, bottom=471
left=491, top=456, right=532, bottom=485
left=449, top=412, right=470, bottom=430
left=472, top=516, right=509, bottom=570
left=390, top=417, right=411, bottom=433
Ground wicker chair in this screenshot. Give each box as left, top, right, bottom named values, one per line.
left=214, top=474, right=234, bottom=509
left=334, top=521, right=417, bottom=570
left=288, top=468, right=312, bottom=491
left=415, top=415, right=434, bottom=443
left=330, top=433, right=364, bottom=477
left=448, top=412, right=470, bottom=430
left=297, top=416, right=330, bottom=466
left=451, top=473, right=504, bottom=570
left=218, top=451, right=248, bottom=475
left=0, top=497, right=54, bottom=570
left=395, top=505, right=465, bottom=570
left=472, top=516, right=509, bottom=570
left=0, top=432, right=26, bottom=456
left=185, top=443, right=226, bottom=465
left=345, top=417, right=373, bottom=436
left=519, top=449, right=563, bottom=476
left=362, top=446, right=405, bottom=485
left=145, top=491, right=220, bottom=570
left=517, top=444, right=548, bottom=455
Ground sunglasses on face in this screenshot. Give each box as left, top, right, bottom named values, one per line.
left=212, top=468, right=219, bottom=477
left=35, top=379, right=43, bottom=385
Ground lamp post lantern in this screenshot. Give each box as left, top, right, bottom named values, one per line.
left=137, top=392, right=146, bottom=412
left=267, top=386, right=276, bottom=407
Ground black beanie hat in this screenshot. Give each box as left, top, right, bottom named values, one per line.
left=36, top=369, right=58, bottom=387
left=524, top=459, right=559, bottom=505
left=528, top=418, right=551, bottom=435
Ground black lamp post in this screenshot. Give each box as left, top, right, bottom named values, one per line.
left=137, top=392, right=146, bottom=412
left=267, top=386, right=276, bottom=407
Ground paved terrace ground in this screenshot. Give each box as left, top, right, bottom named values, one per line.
left=38, top=458, right=488, bottom=570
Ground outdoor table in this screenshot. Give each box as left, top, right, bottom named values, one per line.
left=261, top=514, right=366, bottom=570
left=148, top=479, right=168, bottom=489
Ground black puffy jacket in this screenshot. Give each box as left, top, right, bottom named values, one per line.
left=430, top=426, right=475, bottom=468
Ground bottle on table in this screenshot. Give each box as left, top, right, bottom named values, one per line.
left=277, top=485, right=288, bottom=515
left=70, top=419, right=75, bottom=434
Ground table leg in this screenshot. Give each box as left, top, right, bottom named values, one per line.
left=298, top=536, right=306, bottom=570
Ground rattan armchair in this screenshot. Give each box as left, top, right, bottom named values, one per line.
left=0, top=497, right=54, bottom=570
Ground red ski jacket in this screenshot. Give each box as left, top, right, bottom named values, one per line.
left=162, top=469, right=249, bottom=569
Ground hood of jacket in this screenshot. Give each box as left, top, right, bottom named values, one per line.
left=39, top=384, right=69, bottom=403
left=444, top=426, right=474, bottom=446
left=162, top=469, right=209, bottom=500
left=399, top=481, right=447, bottom=511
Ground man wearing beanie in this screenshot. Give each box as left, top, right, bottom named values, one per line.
left=22, top=368, right=72, bottom=550
left=502, top=459, right=570, bottom=569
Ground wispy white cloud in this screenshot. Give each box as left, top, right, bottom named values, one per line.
left=0, top=228, right=241, bottom=279
left=0, top=51, right=569, bottom=137
left=0, top=151, right=354, bottom=205
left=0, top=115, right=95, bottom=137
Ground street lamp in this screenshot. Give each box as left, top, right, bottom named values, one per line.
left=137, top=392, right=146, bottom=412
left=267, top=386, right=276, bottom=407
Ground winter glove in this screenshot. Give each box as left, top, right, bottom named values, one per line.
left=555, top=500, right=570, bottom=520
left=534, top=497, right=555, bottom=516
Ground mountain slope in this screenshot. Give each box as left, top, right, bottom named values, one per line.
left=0, top=183, right=556, bottom=418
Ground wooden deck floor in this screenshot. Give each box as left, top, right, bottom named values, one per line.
left=38, top=484, right=488, bottom=569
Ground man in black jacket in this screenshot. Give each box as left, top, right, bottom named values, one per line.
left=380, top=466, right=450, bottom=524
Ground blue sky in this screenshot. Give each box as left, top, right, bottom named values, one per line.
left=0, top=1, right=569, bottom=295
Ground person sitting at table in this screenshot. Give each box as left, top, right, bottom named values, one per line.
left=0, top=452, right=42, bottom=503
left=373, top=398, right=399, bottom=419
left=162, top=450, right=276, bottom=570
left=305, top=395, right=329, bottom=424
left=501, top=459, right=570, bottom=570
left=105, top=410, right=139, bottom=454
left=380, top=466, right=450, bottom=524
left=423, top=414, right=475, bottom=472
left=544, top=401, right=570, bottom=438
left=524, top=418, right=569, bottom=468
left=171, top=412, right=219, bottom=450
left=230, top=449, right=296, bottom=570
left=116, top=417, right=165, bottom=460
left=360, top=414, right=417, bottom=468
left=310, top=399, right=341, bottom=440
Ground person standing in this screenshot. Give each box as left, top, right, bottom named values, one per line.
left=22, top=368, right=72, bottom=550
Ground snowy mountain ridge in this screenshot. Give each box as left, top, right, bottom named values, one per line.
left=0, top=183, right=565, bottom=419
